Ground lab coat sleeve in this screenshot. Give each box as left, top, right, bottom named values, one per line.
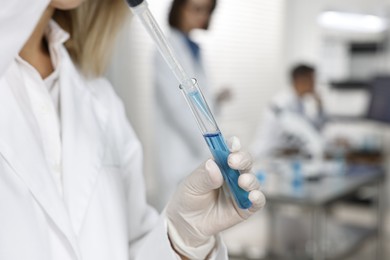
left=97, top=78, right=227, bottom=259
left=0, top=0, right=50, bottom=77
left=154, top=51, right=207, bottom=157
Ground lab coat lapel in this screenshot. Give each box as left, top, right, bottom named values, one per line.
left=0, top=63, right=81, bottom=258
left=60, top=54, right=107, bottom=235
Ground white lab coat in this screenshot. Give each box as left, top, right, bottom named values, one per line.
left=251, top=88, right=326, bottom=160
left=153, top=29, right=211, bottom=209
left=0, top=1, right=227, bottom=259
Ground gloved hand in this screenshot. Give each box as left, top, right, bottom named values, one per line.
left=165, top=136, right=266, bottom=259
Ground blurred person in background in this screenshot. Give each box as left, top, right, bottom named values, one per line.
left=250, top=64, right=326, bottom=256
left=251, top=64, right=327, bottom=161
left=0, top=1, right=265, bottom=259
left=153, top=0, right=231, bottom=209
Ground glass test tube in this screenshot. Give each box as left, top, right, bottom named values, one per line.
left=180, top=79, right=252, bottom=209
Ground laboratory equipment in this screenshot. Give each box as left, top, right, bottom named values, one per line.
left=273, top=108, right=324, bottom=162
left=367, top=76, right=390, bottom=124
left=125, top=0, right=251, bottom=209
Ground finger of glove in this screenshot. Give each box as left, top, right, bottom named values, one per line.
left=228, top=151, right=253, bottom=172
left=226, top=136, right=241, bottom=153
left=248, top=190, right=266, bottom=213
left=185, top=159, right=224, bottom=195
left=238, top=173, right=260, bottom=192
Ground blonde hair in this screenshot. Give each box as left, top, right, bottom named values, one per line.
left=54, top=0, right=129, bottom=78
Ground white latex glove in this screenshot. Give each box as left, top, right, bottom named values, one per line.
left=166, top=136, right=266, bottom=259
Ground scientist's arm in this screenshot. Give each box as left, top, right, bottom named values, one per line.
left=154, top=52, right=206, bottom=157
left=0, top=0, right=49, bottom=76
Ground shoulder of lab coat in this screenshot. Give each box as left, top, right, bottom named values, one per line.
left=0, top=0, right=50, bottom=77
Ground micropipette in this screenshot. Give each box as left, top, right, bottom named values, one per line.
left=125, top=0, right=252, bottom=209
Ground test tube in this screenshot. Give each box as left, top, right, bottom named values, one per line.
left=181, top=79, right=252, bottom=209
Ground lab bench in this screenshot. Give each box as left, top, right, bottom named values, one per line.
left=261, top=165, right=385, bottom=260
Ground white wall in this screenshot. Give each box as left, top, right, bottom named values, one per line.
left=107, top=0, right=286, bottom=198
left=283, top=0, right=323, bottom=69
left=284, top=0, right=388, bottom=82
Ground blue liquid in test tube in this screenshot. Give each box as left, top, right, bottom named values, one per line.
left=203, top=132, right=252, bottom=209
